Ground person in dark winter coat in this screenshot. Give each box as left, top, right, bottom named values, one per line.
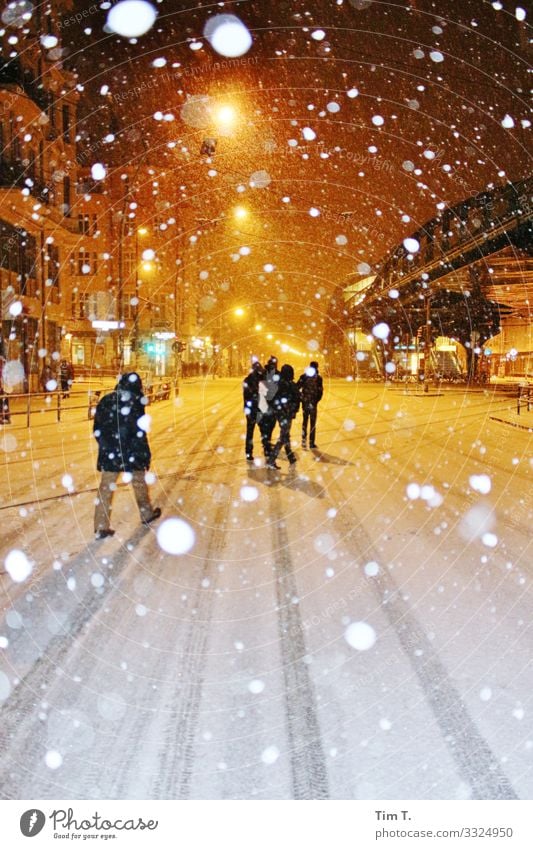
left=297, top=360, right=323, bottom=449
left=92, top=372, right=161, bottom=539
left=0, top=356, right=10, bottom=425
left=243, top=359, right=265, bottom=462
left=40, top=362, right=55, bottom=393
left=257, top=355, right=280, bottom=460
left=59, top=359, right=74, bottom=398
left=267, top=363, right=300, bottom=469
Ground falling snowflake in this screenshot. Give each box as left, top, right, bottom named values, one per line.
left=345, top=621, right=377, bottom=651
left=157, top=518, right=195, bottom=555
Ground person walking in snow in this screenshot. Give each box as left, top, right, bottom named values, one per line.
left=297, top=360, right=323, bottom=449
left=257, top=355, right=280, bottom=461
left=0, top=355, right=10, bottom=425
left=40, top=362, right=55, bottom=393
left=59, top=359, right=74, bottom=398
left=267, top=363, right=300, bottom=469
left=93, top=372, right=161, bottom=539
left=243, top=359, right=265, bottom=463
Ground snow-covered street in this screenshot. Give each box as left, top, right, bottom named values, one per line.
left=0, top=379, right=531, bottom=800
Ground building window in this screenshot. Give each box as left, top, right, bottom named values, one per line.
left=123, top=250, right=135, bottom=279
left=9, top=113, right=21, bottom=160
left=38, top=140, right=44, bottom=181
left=77, top=214, right=97, bottom=235
left=63, top=175, right=71, bottom=216
left=0, top=220, right=37, bottom=286
left=48, top=98, right=55, bottom=131
left=72, top=292, right=93, bottom=320
left=46, top=244, right=60, bottom=287
left=73, top=344, right=85, bottom=365
left=152, top=294, right=167, bottom=319
left=71, top=291, right=115, bottom=320
left=28, top=150, right=36, bottom=180
left=62, top=105, right=71, bottom=143
left=76, top=250, right=98, bottom=276
left=118, top=293, right=135, bottom=319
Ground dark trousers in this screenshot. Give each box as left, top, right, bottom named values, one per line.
left=258, top=414, right=276, bottom=458
left=271, top=417, right=296, bottom=462
left=0, top=394, right=10, bottom=424
left=245, top=415, right=258, bottom=459
left=302, top=404, right=317, bottom=446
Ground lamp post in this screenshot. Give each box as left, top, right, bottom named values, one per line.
left=172, top=266, right=183, bottom=394
left=424, top=293, right=432, bottom=393
left=116, top=141, right=149, bottom=370
left=130, top=226, right=148, bottom=368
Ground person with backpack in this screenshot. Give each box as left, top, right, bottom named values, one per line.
left=93, top=372, right=161, bottom=539
left=297, top=360, right=323, bottom=449
left=242, top=359, right=265, bottom=463
left=267, top=363, right=300, bottom=470
left=257, top=355, right=280, bottom=461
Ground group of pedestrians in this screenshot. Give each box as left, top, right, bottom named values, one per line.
left=90, top=360, right=323, bottom=540
left=243, top=356, right=323, bottom=470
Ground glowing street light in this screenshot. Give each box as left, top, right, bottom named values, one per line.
left=216, top=105, right=237, bottom=126
left=234, top=205, right=248, bottom=221
left=234, top=307, right=245, bottom=317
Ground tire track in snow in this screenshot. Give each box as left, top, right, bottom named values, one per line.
left=150, top=496, right=232, bottom=799
left=325, top=473, right=518, bottom=800
left=0, top=523, right=152, bottom=797
left=269, top=486, right=330, bottom=800
left=142, top=404, right=243, bottom=798
left=0, top=406, right=240, bottom=797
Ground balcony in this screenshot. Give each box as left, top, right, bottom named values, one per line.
left=0, top=159, right=50, bottom=203
left=76, top=180, right=104, bottom=195
left=0, top=57, right=49, bottom=111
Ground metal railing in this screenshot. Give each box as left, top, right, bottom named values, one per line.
left=517, top=384, right=533, bottom=415
left=0, top=382, right=173, bottom=428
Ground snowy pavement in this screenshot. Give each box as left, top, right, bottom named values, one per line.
left=0, top=379, right=531, bottom=799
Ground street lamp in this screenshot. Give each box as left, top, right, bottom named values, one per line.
left=215, top=105, right=237, bottom=126
left=424, top=293, right=432, bottom=393
left=131, top=226, right=149, bottom=368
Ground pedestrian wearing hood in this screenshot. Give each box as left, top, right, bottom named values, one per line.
left=0, top=355, right=10, bottom=425
left=297, top=361, right=323, bottom=449
left=257, top=355, right=280, bottom=460
left=243, top=359, right=265, bottom=462
left=267, top=363, right=300, bottom=469
left=92, top=372, right=161, bottom=539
